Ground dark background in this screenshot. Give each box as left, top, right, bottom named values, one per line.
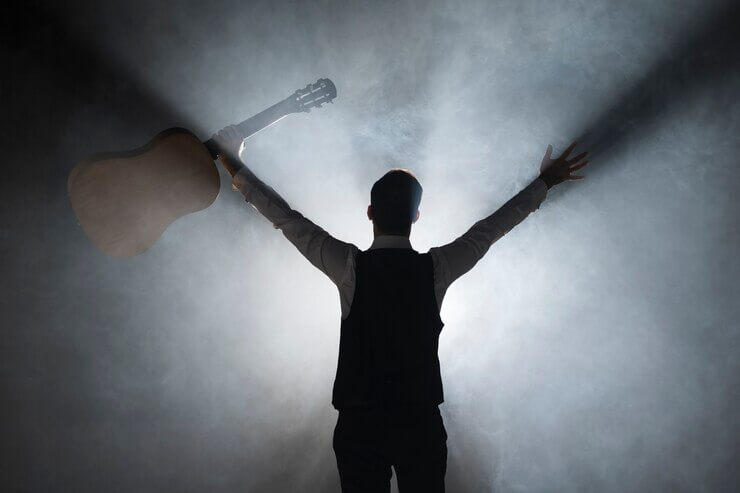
left=2, top=1, right=739, bottom=491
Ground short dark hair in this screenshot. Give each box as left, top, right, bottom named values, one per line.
left=370, top=169, right=423, bottom=235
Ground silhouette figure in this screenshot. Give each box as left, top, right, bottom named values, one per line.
left=214, top=127, right=588, bottom=492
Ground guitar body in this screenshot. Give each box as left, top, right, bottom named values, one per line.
left=68, top=78, right=336, bottom=257
left=68, top=128, right=219, bottom=258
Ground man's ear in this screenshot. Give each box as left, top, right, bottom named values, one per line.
left=412, top=209, right=420, bottom=223
left=367, top=205, right=373, bottom=221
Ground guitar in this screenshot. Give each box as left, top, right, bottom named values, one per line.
left=68, top=78, right=337, bottom=258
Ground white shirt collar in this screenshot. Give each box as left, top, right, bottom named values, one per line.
left=369, top=235, right=413, bottom=250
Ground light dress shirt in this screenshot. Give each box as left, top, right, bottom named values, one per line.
left=232, top=165, right=548, bottom=320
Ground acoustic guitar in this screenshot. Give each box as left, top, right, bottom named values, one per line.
left=68, top=78, right=337, bottom=258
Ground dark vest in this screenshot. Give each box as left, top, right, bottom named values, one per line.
left=331, top=248, right=445, bottom=410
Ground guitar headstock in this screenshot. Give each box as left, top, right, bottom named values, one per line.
left=289, top=78, right=337, bottom=113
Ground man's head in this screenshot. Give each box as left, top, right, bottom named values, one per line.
left=367, top=169, right=422, bottom=236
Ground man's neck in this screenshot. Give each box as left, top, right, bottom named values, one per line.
left=369, top=235, right=413, bottom=250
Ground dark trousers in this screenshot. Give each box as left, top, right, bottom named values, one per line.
left=333, top=405, right=447, bottom=493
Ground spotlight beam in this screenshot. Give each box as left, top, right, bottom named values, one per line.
left=7, top=4, right=196, bottom=157
left=573, top=0, right=740, bottom=172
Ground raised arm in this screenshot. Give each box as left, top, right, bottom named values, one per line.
left=429, top=142, right=589, bottom=307
left=212, top=126, right=358, bottom=288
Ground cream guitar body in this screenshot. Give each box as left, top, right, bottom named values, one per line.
left=68, top=128, right=218, bottom=257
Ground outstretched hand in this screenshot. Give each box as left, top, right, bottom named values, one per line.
left=212, top=125, right=244, bottom=156
left=538, top=142, right=590, bottom=189
left=211, top=125, right=246, bottom=180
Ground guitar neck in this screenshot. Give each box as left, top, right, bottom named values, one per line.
left=203, top=96, right=297, bottom=159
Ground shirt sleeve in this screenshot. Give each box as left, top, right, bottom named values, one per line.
left=232, top=165, right=358, bottom=291
left=428, top=177, right=548, bottom=309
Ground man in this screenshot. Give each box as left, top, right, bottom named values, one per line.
left=213, top=126, right=589, bottom=492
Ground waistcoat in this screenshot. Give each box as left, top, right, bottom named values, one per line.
left=331, top=248, right=445, bottom=409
